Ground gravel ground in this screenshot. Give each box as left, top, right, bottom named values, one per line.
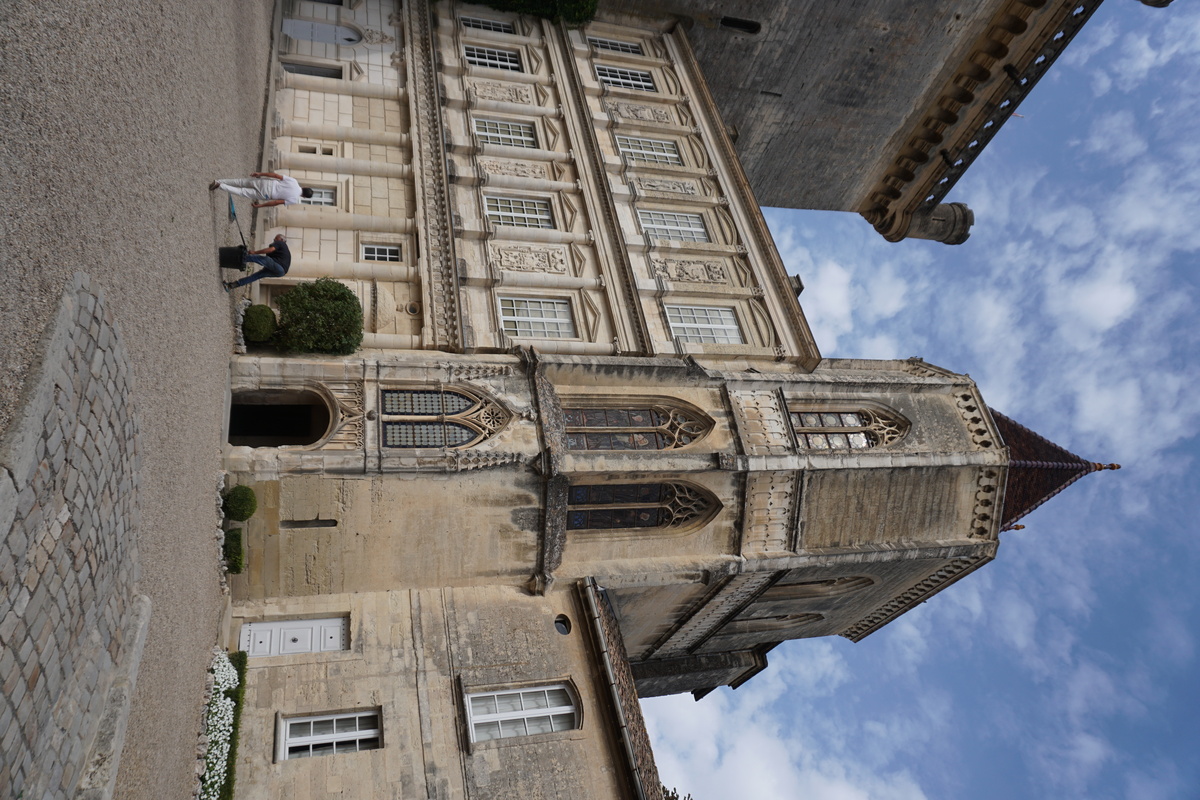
left=1, top=2, right=274, bottom=797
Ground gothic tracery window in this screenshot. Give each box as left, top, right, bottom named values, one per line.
left=788, top=407, right=908, bottom=450
left=567, top=483, right=717, bottom=531
left=724, top=613, right=822, bottom=635
left=563, top=404, right=712, bottom=451
left=380, top=387, right=509, bottom=448
left=761, top=576, right=874, bottom=601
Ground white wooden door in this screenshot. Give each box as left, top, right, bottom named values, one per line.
left=240, top=617, right=349, bottom=657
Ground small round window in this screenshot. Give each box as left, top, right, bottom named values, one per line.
left=554, top=615, right=572, bottom=635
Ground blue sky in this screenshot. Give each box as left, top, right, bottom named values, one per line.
left=644, top=3, right=1200, bottom=798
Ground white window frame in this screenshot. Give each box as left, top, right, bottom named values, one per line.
left=474, top=118, right=538, bottom=149
left=280, top=710, right=381, bottom=759
left=485, top=196, right=554, bottom=229
left=465, top=45, right=523, bottom=72
left=499, top=297, right=576, bottom=339
left=361, top=244, right=401, bottom=262
left=616, top=135, right=683, bottom=166
left=462, top=16, right=515, bottom=34
left=465, top=685, right=578, bottom=743
left=301, top=186, right=337, bottom=207
left=588, top=36, right=644, bottom=55
left=281, top=58, right=347, bottom=80
left=596, top=65, right=656, bottom=92
left=665, top=305, right=743, bottom=344
left=638, top=210, right=709, bottom=243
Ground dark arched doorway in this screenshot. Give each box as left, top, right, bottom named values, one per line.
left=229, top=389, right=332, bottom=447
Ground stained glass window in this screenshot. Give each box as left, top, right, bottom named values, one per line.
left=380, top=388, right=509, bottom=449
left=562, top=405, right=710, bottom=451
left=788, top=408, right=907, bottom=450
left=566, top=482, right=714, bottom=530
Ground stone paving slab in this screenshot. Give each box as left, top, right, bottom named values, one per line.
left=0, top=274, right=147, bottom=800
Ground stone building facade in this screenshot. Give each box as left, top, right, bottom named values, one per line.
left=222, top=1, right=1128, bottom=797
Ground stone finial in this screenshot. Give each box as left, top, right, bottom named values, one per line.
left=789, top=274, right=805, bottom=297
left=906, top=202, right=975, bottom=245
left=1138, top=0, right=1173, bottom=7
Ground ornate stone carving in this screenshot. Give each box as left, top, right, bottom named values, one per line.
left=439, top=363, right=514, bottom=380
left=361, top=28, right=394, bottom=45
left=839, top=556, right=990, bottom=642
left=490, top=244, right=568, bottom=274
left=731, top=390, right=792, bottom=455
left=650, top=572, right=777, bottom=658
left=471, top=80, right=534, bottom=104
left=479, top=159, right=548, bottom=179
left=633, top=177, right=698, bottom=195
left=955, top=391, right=996, bottom=450
left=323, top=381, right=365, bottom=449
left=608, top=101, right=673, bottom=123
left=741, top=471, right=799, bottom=554
left=651, top=257, right=727, bottom=284
left=969, top=468, right=1001, bottom=539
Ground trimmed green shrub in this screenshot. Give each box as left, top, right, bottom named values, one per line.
left=222, top=528, right=245, bottom=574
left=242, top=304, right=278, bottom=343
left=276, top=278, right=364, bottom=355
left=219, top=651, right=249, bottom=800
left=478, top=0, right=596, bottom=25
left=222, top=485, right=257, bottom=522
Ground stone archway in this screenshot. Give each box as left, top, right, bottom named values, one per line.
left=228, top=388, right=332, bottom=447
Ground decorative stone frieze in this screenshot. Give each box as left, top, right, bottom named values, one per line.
left=490, top=244, right=570, bottom=274
left=632, top=177, right=698, bottom=196
left=741, top=471, right=800, bottom=554
left=839, top=556, right=990, bottom=642
left=470, top=80, right=535, bottom=104
left=438, top=362, right=514, bottom=381
left=955, top=391, right=996, bottom=450
left=649, top=572, right=776, bottom=658
left=606, top=101, right=673, bottom=124
left=650, top=257, right=728, bottom=284
left=479, top=159, right=550, bottom=179
left=730, top=390, right=792, bottom=455
left=362, top=28, right=395, bottom=45
left=969, top=468, right=1002, bottom=539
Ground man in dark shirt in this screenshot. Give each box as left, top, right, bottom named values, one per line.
left=224, top=234, right=291, bottom=291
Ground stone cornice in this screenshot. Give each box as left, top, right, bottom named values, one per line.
left=860, top=0, right=1105, bottom=242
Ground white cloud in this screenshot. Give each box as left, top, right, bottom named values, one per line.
left=1083, top=110, right=1148, bottom=165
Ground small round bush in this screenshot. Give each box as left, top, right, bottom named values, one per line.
left=223, top=485, right=258, bottom=522
left=276, top=278, right=364, bottom=355
left=242, top=304, right=278, bottom=343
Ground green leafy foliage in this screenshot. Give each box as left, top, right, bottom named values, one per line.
left=222, top=485, right=257, bottom=522
left=662, top=789, right=695, bottom=800
left=241, top=304, right=278, bottom=343
left=222, top=528, right=245, bottom=574
left=218, top=652, right=249, bottom=800
left=477, top=0, right=597, bottom=25
left=276, top=278, right=364, bottom=355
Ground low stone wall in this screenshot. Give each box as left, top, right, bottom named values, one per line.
left=0, top=273, right=150, bottom=800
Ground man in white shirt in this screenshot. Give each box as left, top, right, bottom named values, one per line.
left=209, top=172, right=314, bottom=207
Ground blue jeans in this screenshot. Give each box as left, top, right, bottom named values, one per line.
left=233, top=254, right=286, bottom=287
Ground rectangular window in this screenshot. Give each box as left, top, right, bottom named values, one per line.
left=588, top=36, right=644, bottom=55
left=486, top=196, right=554, bottom=228
left=283, top=711, right=381, bottom=759
left=465, top=45, right=522, bottom=72
left=462, top=17, right=515, bottom=34
left=616, top=135, right=682, bottom=166
left=638, top=210, right=709, bottom=243
left=665, top=305, right=743, bottom=344
left=596, top=65, right=656, bottom=92
left=466, top=686, right=577, bottom=742
left=474, top=118, right=538, bottom=148
left=361, top=244, right=401, bottom=262
left=297, top=144, right=336, bottom=156
left=282, top=62, right=344, bottom=79
left=499, top=297, right=576, bottom=339
left=301, top=187, right=337, bottom=206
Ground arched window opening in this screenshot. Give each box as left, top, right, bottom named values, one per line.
left=720, top=17, right=762, bottom=35
left=788, top=406, right=908, bottom=450
left=381, top=387, right=509, bottom=448
left=465, top=684, right=578, bottom=742
left=229, top=389, right=332, bottom=447
left=563, top=404, right=712, bottom=451
left=567, top=482, right=717, bottom=531
left=761, top=576, right=874, bottom=601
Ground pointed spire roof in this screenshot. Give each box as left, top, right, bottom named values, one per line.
left=990, top=410, right=1120, bottom=531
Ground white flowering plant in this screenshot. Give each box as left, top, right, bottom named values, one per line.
left=198, top=650, right=247, bottom=800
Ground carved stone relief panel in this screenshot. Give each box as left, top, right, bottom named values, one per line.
left=479, top=159, right=549, bottom=179
left=470, top=80, right=534, bottom=105
left=323, top=381, right=365, bottom=450
left=651, top=257, right=729, bottom=284
left=632, top=177, right=699, bottom=196
left=969, top=468, right=1002, bottom=539
left=489, top=244, right=569, bottom=274
left=731, top=390, right=792, bottom=456
left=741, top=471, right=799, bottom=554
left=607, top=101, right=674, bottom=124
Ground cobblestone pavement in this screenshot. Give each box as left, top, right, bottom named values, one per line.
left=0, top=275, right=147, bottom=799
left=0, top=1, right=275, bottom=798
